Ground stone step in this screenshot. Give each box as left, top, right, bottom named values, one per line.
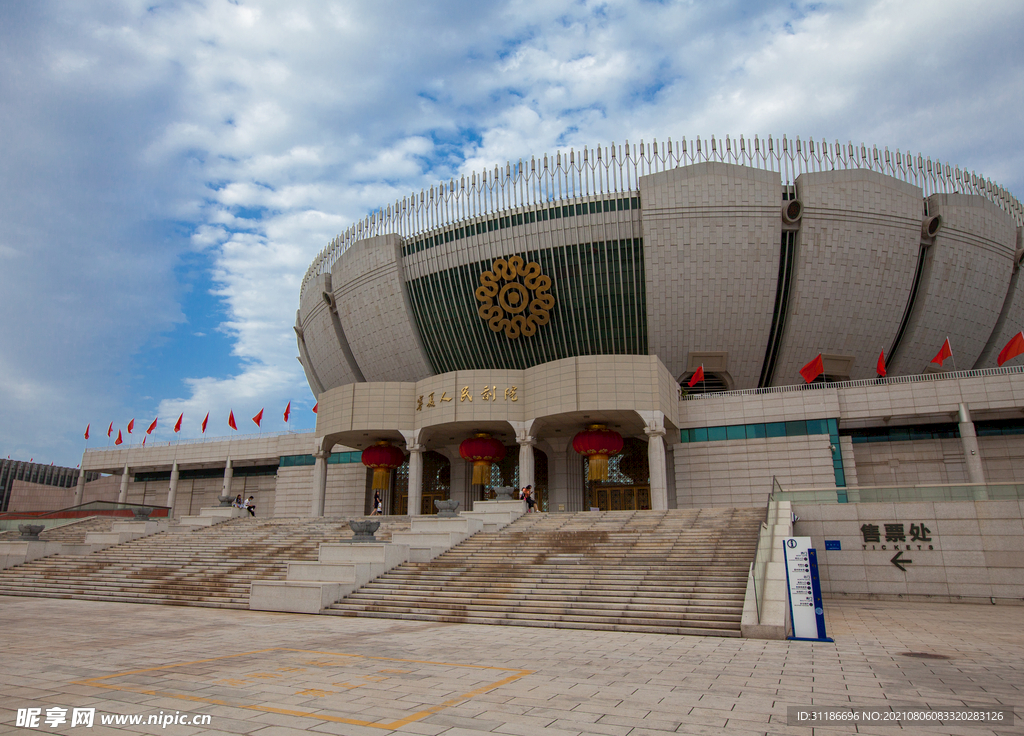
left=322, top=609, right=743, bottom=637
left=328, top=506, right=764, bottom=637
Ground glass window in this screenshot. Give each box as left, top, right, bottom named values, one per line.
left=708, top=426, right=728, bottom=441
left=631, top=196, right=639, bottom=209
left=692, top=427, right=708, bottom=442
left=784, top=421, right=808, bottom=436
left=765, top=422, right=786, bottom=438
left=726, top=425, right=745, bottom=440
left=803, top=419, right=823, bottom=435
left=746, top=424, right=766, bottom=439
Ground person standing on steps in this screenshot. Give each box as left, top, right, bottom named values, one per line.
left=522, top=484, right=535, bottom=513
left=370, top=490, right=382, bottom=516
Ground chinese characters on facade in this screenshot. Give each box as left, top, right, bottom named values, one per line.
left=860, top=522, right=934, bottom=550
left=417, top=386, right=519, bottom=411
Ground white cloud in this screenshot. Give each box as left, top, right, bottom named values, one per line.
left=2, top=0, right=1023, bottom=464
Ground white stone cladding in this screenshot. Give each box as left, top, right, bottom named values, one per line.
left=793, top=499, right=1024, bottom=602
left=639, top=162, right=781, bottom=387
left=772, top=169, right=923, bottom=383
left=674, top=435, right=837, bottom=508
left=975, top=226, right=1024, bottom=368
left=299, top=273, right=361, bottom=391
left=850, top=438, right=968, bottom=486
left=331, top=234, right=432, bottom=383
left=887, top=194, right=1017, bottom=374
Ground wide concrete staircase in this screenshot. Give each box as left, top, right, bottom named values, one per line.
left=0, top=516, right=411, bottom=609
left=325, top=506, right=764, bottom=637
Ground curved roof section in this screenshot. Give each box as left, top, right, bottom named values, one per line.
left=302, top=135, right=1024, bottom=303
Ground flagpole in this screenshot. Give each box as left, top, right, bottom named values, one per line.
left=949, top=337, right=956, bottom=372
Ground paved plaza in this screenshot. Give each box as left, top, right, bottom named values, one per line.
left=0, top=595, right=1020, bottom=735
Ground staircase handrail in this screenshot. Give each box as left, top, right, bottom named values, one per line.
left=749, top=477, right=784, bottom=623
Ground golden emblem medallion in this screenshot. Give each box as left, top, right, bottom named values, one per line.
left=475, top=255, right=555, bottom=338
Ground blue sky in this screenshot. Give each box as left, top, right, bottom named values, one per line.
left=2, top=0, right=1023, bottom=467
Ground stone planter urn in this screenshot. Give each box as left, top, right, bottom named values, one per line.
left=434, top=499, right=460, bottom=518
left=132, top=507, right=153, bottom=520
left=493, top=486, right=514, bottom=500
left=349, top=520, right=380, bottom=542
left=18, top=524, right=45, bottom=540
left=218, top=494, right=234, bottom=507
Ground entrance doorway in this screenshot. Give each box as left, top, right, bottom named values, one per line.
left=584, top=437, right=650, bottom=511
left=389, top=450, right=451, bottom=515
left=590, top=485, right=652, bottom=511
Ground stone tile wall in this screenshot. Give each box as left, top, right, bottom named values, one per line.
left=640, top=162, right=781, bottom=387
left=331, top=234, right=432, bottom=383
left=773, top=169, right=924, bottom=383
left=674, top=435, right=837, bottom=508
left=888, top=193, right=1017, bottom=375
left=793, top=499, right=1024, bottom=603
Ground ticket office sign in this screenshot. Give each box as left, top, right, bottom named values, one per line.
left=783, top=536, right=832, bottom=642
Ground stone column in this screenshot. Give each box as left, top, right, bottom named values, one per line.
left=166, top=461, right=180, bottom=517
left=400, top=430, right=424, bottom=516
left=510, top=420, right=537, bottom=493
left=407, top=445, right=424, bottom=516
left=518, top=438, right=535, bottom=492
left=117, top=464, right=129, bottom=503
left=222, top=458, right=233, bottom=499
left=73, top=465, right=86, bottom=507
left=958, top=403, right=987, bottom=492
left=310, top=449, right=329, bottom=517
left=440, top=446, right=470, bottom=512
left=639, top=410, right=669, bottom=510
left=543, top=437, right=584, bottom=513
left=645, top=427, right=668, bottom=510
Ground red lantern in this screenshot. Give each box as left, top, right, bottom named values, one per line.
left=459, top=432, right=506, bottom=486
left=361, top=440, right=405, bottom=491
left=572, top=424, right=624, bottom=482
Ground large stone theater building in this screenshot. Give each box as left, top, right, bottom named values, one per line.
left=80, top=136, right=1024, bottom=524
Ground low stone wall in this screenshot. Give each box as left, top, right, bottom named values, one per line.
left=793, top=499, right=1024, bottom=604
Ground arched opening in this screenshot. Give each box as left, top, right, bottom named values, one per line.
left=585, top=437, right=651, bottom=511
left=385, top=451, right=451, bottom=515
left=680, top=371, right=730, bottom=394
left=482, top=446, right=550, bottom=511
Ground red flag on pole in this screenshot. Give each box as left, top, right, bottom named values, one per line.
left=201, top=412, right=209, bottom=433
left=997, top=331, right=1024, bottom=366
left=312, top=402, right=318, bottom=414
left=283, top=401, right=291, bottom=423
left=800, top=354, right=825, bottom=383
left=228, top=411, right=237, bottom=430
left=107, top=422, right=113, bottom=438
left=146, top=418, right=158, bottom=435
left=127, top=418, right=135, bottom=434
left=931, top=337, right=952, bottom=365
left=687, top=365, right=705, bottom=388
left=252, top=409, right=264, bottom=427
left=174, top=413, right=183, bottom=433
left=876, top=349, right=887, bottom=377
left=115, top=430, right=123, bottom=446
left=84, top=424, right=90, bottom=440
left=142, top=436, right=147, bottom=447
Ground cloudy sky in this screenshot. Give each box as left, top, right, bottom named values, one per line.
left=2, top=0, right=1022, bottom=467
